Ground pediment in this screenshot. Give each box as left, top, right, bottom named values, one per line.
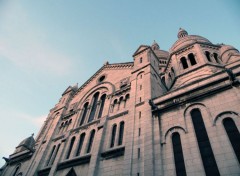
left=133, top=45, right=149, bottom=57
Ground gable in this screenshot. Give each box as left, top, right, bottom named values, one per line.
left=133, top=45, right=149, bottom=57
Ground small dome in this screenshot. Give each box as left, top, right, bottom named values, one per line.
left=170, top=29, right=212, bottom=53
left=177, top=28, right=188, bottom=38
left=151, top=40, right=160, bottom=50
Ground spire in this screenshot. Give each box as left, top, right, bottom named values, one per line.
left=151, top=40, right=160, bottom=50
left=178, top=28, right=188, bottom=38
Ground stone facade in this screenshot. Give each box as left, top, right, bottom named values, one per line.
left=1, top=29, right=240, bottom=176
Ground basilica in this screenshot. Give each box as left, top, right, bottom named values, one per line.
left=1, top=29, right=240, bottom=176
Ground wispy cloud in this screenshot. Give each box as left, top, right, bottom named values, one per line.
left=0, top=1, right=73, bottom=76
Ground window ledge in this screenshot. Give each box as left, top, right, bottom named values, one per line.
left=56, top=154, right=91, bottom=170
left=101, top=146, right=125, bottom=160
left=37, top=167, right=51, bottom=176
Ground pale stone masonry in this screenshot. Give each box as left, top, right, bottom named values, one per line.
left=1, top=29, right=240, bottom=176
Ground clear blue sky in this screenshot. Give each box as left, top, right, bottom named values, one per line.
left=0, top=0, right=239, bottom=166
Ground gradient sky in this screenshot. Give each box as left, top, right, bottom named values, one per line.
left=0, top=0, right=239, bottom=166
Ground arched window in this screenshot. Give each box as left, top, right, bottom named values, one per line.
left=112, top=99, right=118, bottom=112
left=80, top=102, right=89, bottom=126
left=191, top=109, right=220, bottom=176
left=180, top=57, right=188, bottom=69
left=87, top=130, right=95, bottom=153
left=118, top=121, right=125, bottom=145
left=171, top=67, right=175, bottom=75
left=49, top=144, right=60, bottom=165
left=223, top=118, right=240, bottom=163
left=118, top=97, right=124, bottom=110
left=205, top=51, right=211, bottom=62
left=88, top=92, right=100, bottom=122
left=124, top=94, right=130, bottom=108
left=213, top=53, right=219, bottom=63
left=168, top=73, right=172, bottom=80
left=110, top=124, right=117, bottom=148
left=66, top=137, right=76, bottom=159
left=188, top=53, right=197, bottom=66
left=98, top=94, right=106, bottom=118
left=76, top=133, right=86, bottom=156
left=13, top=165, right=20, bottom=176
left=172, top=133, right=187, bottom=176
left=46, top=145, right=56, bottom=166
left=161, top=76, right=166, bottom=86
left=140, top=57, right=142, bottom=63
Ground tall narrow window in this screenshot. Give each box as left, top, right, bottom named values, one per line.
left=118, top=121, right=125, bottom=145
left=223, top=118, right=240, bottom=163
left=80, top=102, right=89, bottom=126
left=98, top=94, right=106, bottom=118
left=168, top=73, right=172, bottom=80
left=50, top=144, right=60, bottom=165
left=76, top=133, right=86, bottom=156
left=118, top=97, right=123, bottom=110
left=180, top=57, right=188, bottom=69
left=191, top=109, right=220, bottom=176
left=138, top=148, right=140, bottom=158
left=139, top=128, right=141, bottom=136
left=112, top=99, right=118, bottom=112
left=124, top=94, right=130, bottom=108
left=213, top=53, right=219, bottom=63
left=140, top=57, right=142, bottom=63
left=110, top=124, right=117, bottom=148
left=88, top=92, right=100, bottom=122
left=139, top=111, right=141, bottom=119
left=188, top=53, right=197, bottom=65
left=205, top=51, right=211, bottom=62
left=46, top=145, right=56, bottom=166
left=66, top=137, right=76, bottom=159
left=172, top=133, right=187, bottom=176
left=13, top=166, right=20, bottom=176
left=87, top=130, right=95, bottom=153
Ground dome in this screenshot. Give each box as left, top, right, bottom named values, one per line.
left=219, top=44, right=239, bottom=58
left=170, top=28, right=212, bottom=53
left=154, top=49, right=169, bottom=59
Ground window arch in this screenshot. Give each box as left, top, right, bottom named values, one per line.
left=124, top=94, right=130, bottom=108
left=223, top=118, right=240, bottom=163
left=180, top=57, right=188, bottom=69
left=110, top=124, right=117, bottom=148
left=119, top=97, right=124, bottom=110
left=76, top=133, right=86, bottom=156
left=88, top=92, right=100, bottom=122
left=172, top=133, right=187, bottom=176
left=188, top=53, right=197, bottom=66
left=112, top=99, right=118, bottom=112
left=98, top=94, right=106, bottom=118
left=205, top=51, right=211, bottom=62
left=80, top=102, right=89, bottom=126
left=13, top=165, right=20, bottom=176
left=49, top=144, right=60, bottom=165
left=190, top=109, right=220, bottom=176
left=66, top=137, right=76, bottom=159
left=168, top=72, right=172, bottom=80
left=87, top=130, right=95, bottom=153
left=46, top=145, right=56, bottom=166
left=213, top=53, right=219, bottom=63
left=118, top=121, right=125, bottom=145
